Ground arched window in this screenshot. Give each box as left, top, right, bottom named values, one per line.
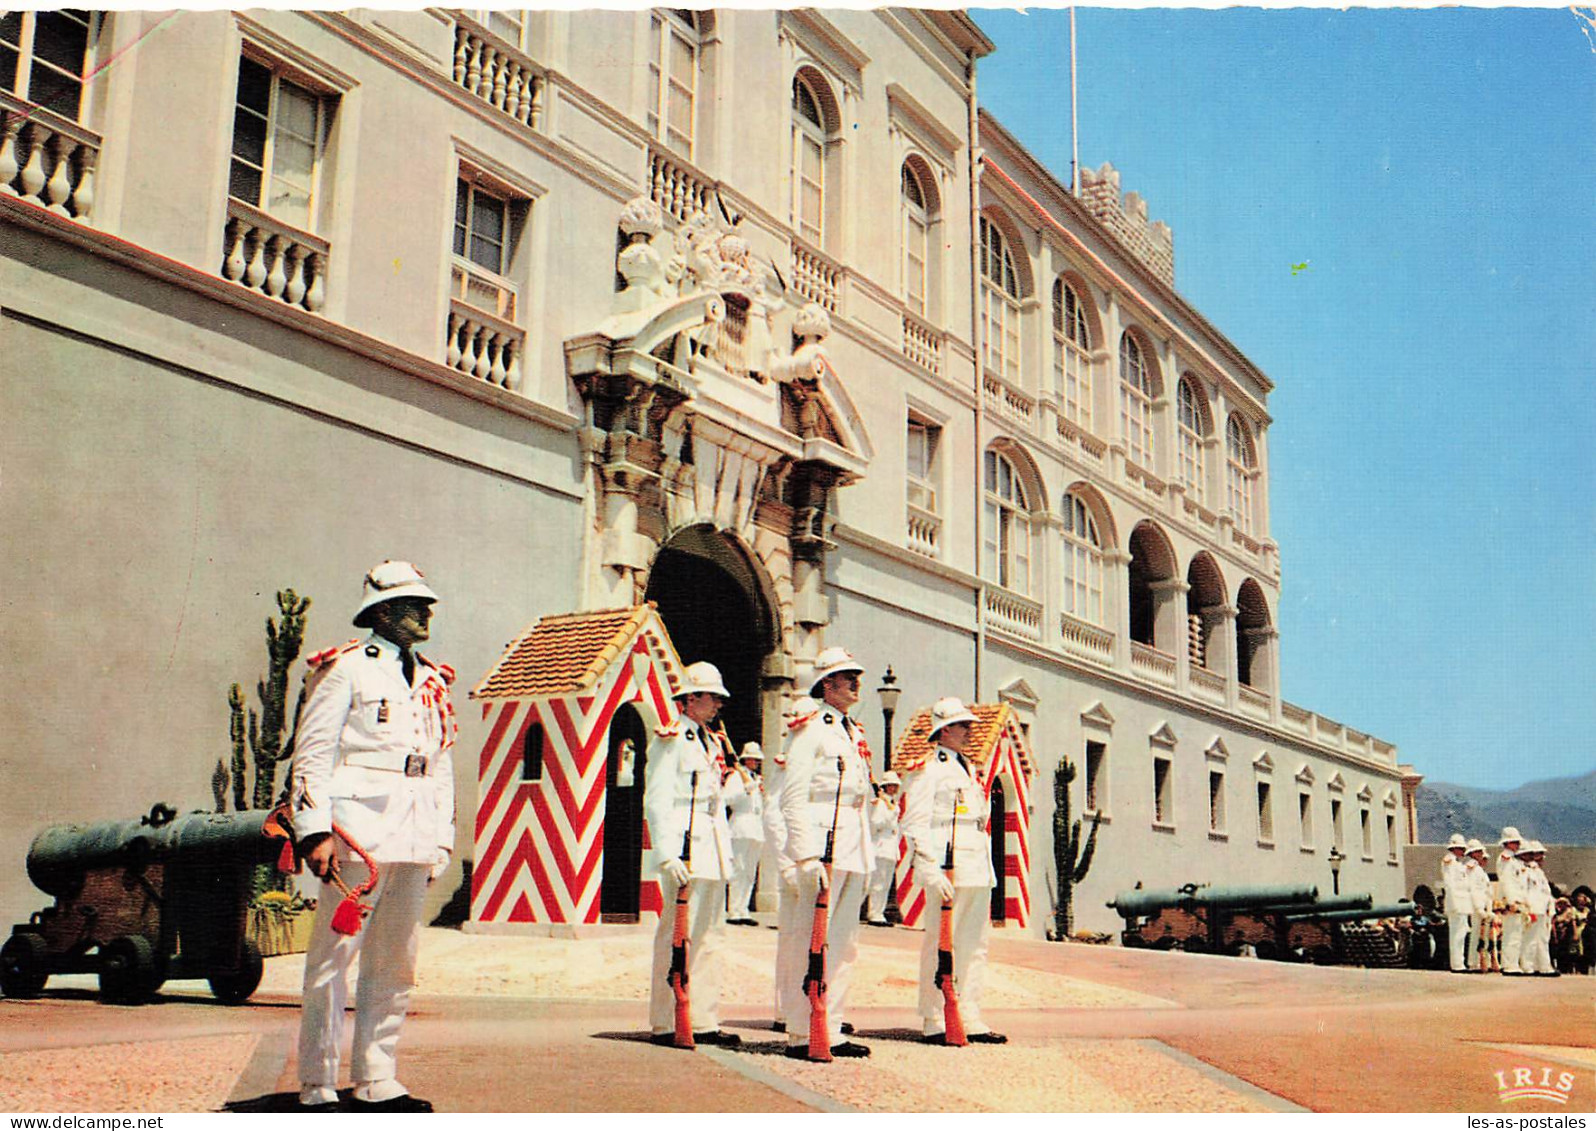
left=1053, top=278, right=1092, bottom=430
left=983, top=449, right=1032, bottom=595
left=902, top=162, right=929, bottom=316
left=1226, top=413, right=1257, bottom=534
left=979, top=216, right=1021, bottom=384
left=1176, top=375, right=1208, bottom=502
left=648, top=9, right=699, bottom=160
left=1119, top=332, right=1154, bottom=469
left=791, top=72, right=829, bottom=246
left=1062, top=491, right=1104, bottom=626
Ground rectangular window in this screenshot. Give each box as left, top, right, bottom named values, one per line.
left=795, top=131, right=823, bottom=246
left=1360, top=807, right=1373, bottom=858
left=1330, top=798, right=1344, bottom=851
left=230, top=54, right=328, bottom=231
left=1085, top=740, right=1105, bottom=812
left=1208, top=770, right=1226, bottom=833
left=454, top=178, right=509, bottom=275
left=906, top=418, right=938, bottom=513
left=522, top=722, right=545, bottom=781
left=648, top=12, right=696, bottom=160
left=1153, top=756, right=1172, bottom=826
left=1298, top=792, right=1314, bottom=847
left=983, top=285, right=1021, bottom=384
left=1386, top=814, right=1398, bottom=861
left=1, top=10, right=95, bottom=121
left=904, top=209, right=928, bottom=315
left=1257, top=781, right=1273, bottom=842
left=465, top=8, right=527, bottom=48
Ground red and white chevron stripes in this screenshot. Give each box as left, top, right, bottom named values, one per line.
left=471, top=637, right=679, bottom=925
left=894, top=730, right=1033, bottom=931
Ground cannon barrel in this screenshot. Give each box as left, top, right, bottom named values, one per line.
left=1285, top=902, right=1414, bottom=924
left=26, top=807, right=275, bottom=898
left=1188, top=883, right=1316, bottom=909
left=1106, top=886, right=1194, bottom=918
left=1251, top=893, right=1375, bottom=917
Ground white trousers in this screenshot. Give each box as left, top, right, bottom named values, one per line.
left=866, top=857, right=895, bottom=922
left=298, top=860, right=430, bottom=1089
left=918, top=886, right=992, bottom=1036
left=649, top=874, right=727, bottom=1035
left=1447, top=909, right=1473, bottom=971
left=773, top=875, right=804, bottom=1022
left=1500, top=911, right=1525, bottom=973
left=782, top=868, right=865, bottom=1049
left=728, top=839, right=762, bottom=919
left=1521, top=913, right=1553, bottom=974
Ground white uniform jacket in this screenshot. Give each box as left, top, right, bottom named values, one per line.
left=723, top=767, right=766, bottom=843
left=290, top=635, right=457, bottom=865
left=901, top=747, right=994, bottom=890
left=644, top=720, right=734, bottom=881
left=1466, top=859, right=1493, bottom=916
left=870, top=796, right=901, bottom=863
left=1524, top=866, right=1554, bottom=917
left=1497, top=852, right=1528, bottom=910
left=779, top=709, right=874, bottom=874
left=1440, top=854, right=1472, bottom=912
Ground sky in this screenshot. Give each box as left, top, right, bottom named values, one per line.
left=971, top=7, right=1596, bottom=792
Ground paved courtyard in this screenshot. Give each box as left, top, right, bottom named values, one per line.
left=1, top=922, right=1590, bottom=1112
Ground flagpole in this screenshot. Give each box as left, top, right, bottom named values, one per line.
left=1070, top=7, right=1080, bottom=196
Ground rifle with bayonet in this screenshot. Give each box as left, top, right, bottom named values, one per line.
left=935, top=787, right=968, bottom=1046
left=804, top=754, right=846, bottom=1062
left=669, top=769, right=698, bottom=1049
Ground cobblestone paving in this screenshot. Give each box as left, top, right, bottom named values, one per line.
left=0, top=1033, right=259, bottom=1112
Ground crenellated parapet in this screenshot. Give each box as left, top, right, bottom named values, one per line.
left=1079, top=161, right=1175, bottom=287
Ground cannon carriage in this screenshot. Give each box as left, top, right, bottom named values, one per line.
left=1108, top=882, right=1416, bottom=966
left=1, top=804, right=291, bottom=1004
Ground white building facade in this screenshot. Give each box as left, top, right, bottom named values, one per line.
left=0, top=8, right=1405, bottom=934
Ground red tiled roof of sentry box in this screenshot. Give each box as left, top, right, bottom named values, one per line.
left=892, top=702, right=1034, bottom=778
left=471, top=604, right=682, bottom=700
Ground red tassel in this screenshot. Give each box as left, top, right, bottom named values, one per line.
left=277, top=840, right=298, bottom=874
left=329, top=895, right=370, bottom=935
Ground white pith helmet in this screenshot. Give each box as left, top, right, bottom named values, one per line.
left=1447, top=833, right=1467, bottom=850
left=1525, top=840, right=1545, bottom=855
left=808, top=646, right=865, bottom=695
left=1466, top=839, right=1485, bottom=855
left=878, top=771, right=901, bottom=789
left=1499, top=827, right=1522, bottom=846
left=739, top=742, right=764, bottom=763
left=928, top=696, right=979, bottom=741
left=676, top=661, right=730, bottom=700
left=353, top=560, right=439, bottom=627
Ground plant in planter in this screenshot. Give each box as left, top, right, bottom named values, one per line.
left=1053, top=754, right=1103, bottom=939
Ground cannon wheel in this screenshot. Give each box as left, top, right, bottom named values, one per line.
left=99, top=935, right=161, bottom=1004
left=0, top=933, right=48, bottom=999
left=208, top=940, right=264, bottom=1005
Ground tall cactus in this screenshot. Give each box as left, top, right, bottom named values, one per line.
left=1053, top=755, right=1104, bottom=938
left=225, top=589, right=311, bottom=811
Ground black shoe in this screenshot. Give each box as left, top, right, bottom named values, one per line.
left=867, top=919, right=890, bottom=927
left=694, top=1030, right=742, bottom=1047
left=969, top=1032, right=1008, bottom=1044
left=297, top=1103, right=340, bottom=1113
left=783, top=1045, right=810, bottom=1060
left=772, top=1020, right=786, bottom=1033
left=345, top=1095, right=434, bottom=1113
left=830, top=1041, right=870, bottom=1058
left=921, top=1033, right=949, bottom=1045
left=840, top=1022, right=854, bottom=1035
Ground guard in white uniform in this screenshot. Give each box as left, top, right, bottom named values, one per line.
left=901, top=697, right=1006, bottom=1045
left=724, top=743, right=766, bottom=925
left=1520, top=842, right=1556, bottom=975
left=1465, top=840, right=1493, bottom=972
left=769, top=697, right=817, bottom=1033
left=1497, top=827, right=1528, bottom=974
left=291, top=561, right=456, bottom=1112
left=644, top=661, right=740, bottom=1046
left=778, top=647, right=875, bottom=1059
left=1440, top=833, right=1472, bottom=972
left=866, top=773, right=902, bottom=926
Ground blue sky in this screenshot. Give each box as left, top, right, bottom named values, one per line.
left=972, top=7, right=1596, bottom=791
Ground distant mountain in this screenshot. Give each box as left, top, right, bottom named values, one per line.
left=1416, top=768, right=1596, bottom=845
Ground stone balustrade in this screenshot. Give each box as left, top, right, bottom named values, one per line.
left=982, top=372, right=1036, bottom=430
left=1059, top=611, right=1114, bottom=665
left=905, top=504, right=941, bottom=558
left=1056, top=414, right=1107, bottom=465
left=1190, top=665, right=1226, bottom=705
left=648, top=146, right=711, bottom=224
left=221, top=198, right=328, bottom=312
left=1130, top=641, right=1177, bottom=687
left=0, top=93, right=99, bottom=220
left=985, top=587, right=1042, bottom=642
left=452, top=14, right=543, bottom=129
left=446, top=300, right=523, bottom=388
left=1183, top=495, right=1219, bottom=533
left=1126, top=459, right=1168, bottom=499
left=901, top=311, right=943, bottom=378
left=790, top=238, right=842, bottom=314
left=1237, top=683, right=1271, bottom=720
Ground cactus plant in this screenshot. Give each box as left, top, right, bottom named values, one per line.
left=225, top=590, right=311, bottom=812
left=1053, top=755, right=1103, bottom=938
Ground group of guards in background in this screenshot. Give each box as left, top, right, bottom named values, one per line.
left=1439, top=827, right=1592, bottom=976
left=642, top=646, right=1007, bottom=1061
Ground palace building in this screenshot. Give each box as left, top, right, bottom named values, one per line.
left=0, top=8, right=1410, bottom=934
